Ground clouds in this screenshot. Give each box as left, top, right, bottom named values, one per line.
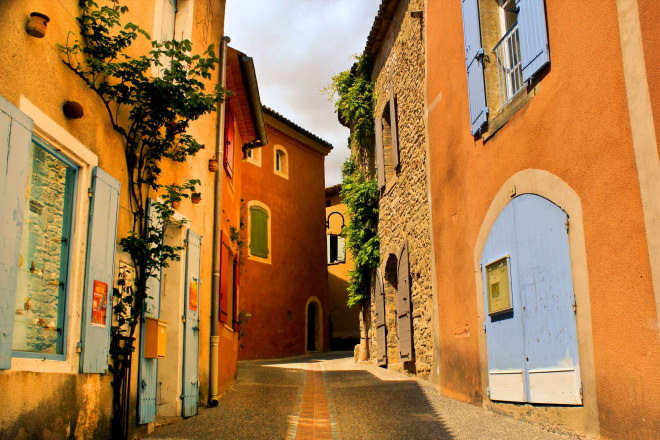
left=225, top=0, right=380, bottom=186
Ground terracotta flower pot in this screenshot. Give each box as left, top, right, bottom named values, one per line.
left=26, top=12, right=50, bottom=38
left=191, top=193, right=202, bottom=204
left=63, top=101, right=84, bottom=119
left=208, top=158, right=219, bottom=172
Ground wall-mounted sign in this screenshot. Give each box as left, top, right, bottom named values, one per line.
left=189, top=280, right=198, bottom=312
left=486, top=257, right=513, bottom=315
left=91, top=280, right=108, bottom=326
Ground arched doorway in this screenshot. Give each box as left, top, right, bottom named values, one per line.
left=481, top=194, right=581, bottom=405
left=305, top=297, right=323, bottom=353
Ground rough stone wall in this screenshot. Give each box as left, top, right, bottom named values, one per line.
left=368, top=0, right=434, bottom=378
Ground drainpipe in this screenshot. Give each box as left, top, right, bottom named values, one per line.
left=209, top=35, right=230, bottom=407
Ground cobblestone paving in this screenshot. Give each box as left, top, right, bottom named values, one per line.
left=147, top=352, right=577, bottom=440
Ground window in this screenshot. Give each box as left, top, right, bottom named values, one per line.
left=244, top=146, right=262, bottom=167
left=375, top=91, right=399, bottom=190
left=461, top=0, right=550, bottom=135
left=248, top=203, right=270, bottom=262
left=1, top=96, right=120, bottom=372
left=220, top=236, right=234, bottom=326
left=12, top=139, right=77, bottom=357
left=273, top=145, right=288, bottom=179
left=326, top=234, right=346, bottom=264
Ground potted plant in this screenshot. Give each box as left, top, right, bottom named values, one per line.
left=208, top=157, right=219, bottom=172
left=191, top=192, right=202, bottom=204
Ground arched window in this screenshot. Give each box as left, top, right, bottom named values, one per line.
left=248, top=202, right=271, bottom=262
left=273, top=145, right=288, bottom=179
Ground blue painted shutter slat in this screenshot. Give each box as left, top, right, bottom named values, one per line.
left=461, top=0, right=488, bottom=135
left=375, top=269, right=387, bottom=366
left=138, top=199, right=162, bottom=424
left=0, top=97, right=33, bottom=369
left=182, top=229, right=201, bottom=417
left=80, top=167, right=120, bottom=373
left=518, top=0, right=550, bottom=82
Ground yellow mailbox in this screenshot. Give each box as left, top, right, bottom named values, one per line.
left=144, top=317, right=167, bottom=359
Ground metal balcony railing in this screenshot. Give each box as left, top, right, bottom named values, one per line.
left=493, top=22, right=523, bottom=109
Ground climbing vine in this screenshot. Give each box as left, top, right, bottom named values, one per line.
left=60, top=1, right=225, bottom=437
left=341, top=159, right=380, bottom=306
left=327, top=53, right=379, bottom=307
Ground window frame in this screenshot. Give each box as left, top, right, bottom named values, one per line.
left=11, top=137, right=79, bottom=361
left=10, top=96, right=99, bottom=373
left=244, top=146, right=262, bottom=167
left=273, top=145, right=289, bottom=179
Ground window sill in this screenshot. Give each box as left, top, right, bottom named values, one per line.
left=483, top=83, right=540, bottom=142
left=247, top=253, right=271, bottom=265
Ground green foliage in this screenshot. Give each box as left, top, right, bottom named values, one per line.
left=325, top=54, right=374, bottom=155
left=61, top=1, right=225, bottom=436
left=341, top=159, right=380, bottom=307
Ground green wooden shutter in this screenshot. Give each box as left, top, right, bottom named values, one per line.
left=249, top=206, right=269, bottom=258
left=80, top=167, right=120, bottom=373
left=0, top=96, right=33, bottom=369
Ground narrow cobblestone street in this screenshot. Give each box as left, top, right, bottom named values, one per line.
left=147, top=352, right=575, bottom=440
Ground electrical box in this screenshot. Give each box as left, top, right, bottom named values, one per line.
left=144, top=317, right=167, bottom=359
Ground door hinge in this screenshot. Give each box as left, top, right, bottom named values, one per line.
left=580, top=384, right=583, bottom=399
left=182, top=315, right=186, bottom=323
left=88, top=187, right=93, bottom=199
left=565, top=217, right=570, bottom=233
left=573, top=299, right=577, bottom=313
left=482, top=321, right=487, bottom=332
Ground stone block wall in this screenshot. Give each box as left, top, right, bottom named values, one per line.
left=367, top=0, right=434, bottom=378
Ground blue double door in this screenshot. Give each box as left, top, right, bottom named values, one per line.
left=138, top=218, right=201, bottom=424
left=481, top=194, right=582, bottom=405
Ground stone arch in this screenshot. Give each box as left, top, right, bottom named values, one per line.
left=473, top=169, right=599, bottom=435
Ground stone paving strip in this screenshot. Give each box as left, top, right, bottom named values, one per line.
left=147, top=352, right=579, bottom=440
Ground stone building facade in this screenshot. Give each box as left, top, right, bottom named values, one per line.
left=364, top=0, right=434, bottom=378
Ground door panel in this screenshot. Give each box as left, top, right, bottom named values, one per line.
left=182, top=229, right=201, bottom=417
left=138, top=199, right=162, bottom=424
left=482, top=194, right=581, bottom=404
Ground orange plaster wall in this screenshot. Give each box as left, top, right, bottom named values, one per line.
left=216, top=105, right=243, bottom=391
left=239, top=126, right=329, bottom=360
left=426, top=1, right=660, bottom=438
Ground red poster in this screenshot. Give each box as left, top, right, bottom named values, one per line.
left=189, top=280, right=198, bottom=312
left=91, top=280, right=108, bottom=327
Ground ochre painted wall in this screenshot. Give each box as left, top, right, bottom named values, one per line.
left=326, top=191, right=359, bottom=347
left=426, top=1, right=659, bottom=438
left=239, top=123, right=329, bottom=360
left=0, top=0, right=227, bottom=436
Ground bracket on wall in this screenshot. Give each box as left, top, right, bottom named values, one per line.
left=326, top=211, right=345, bottom=230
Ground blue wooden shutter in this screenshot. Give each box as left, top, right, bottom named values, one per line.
left=517, top=0, right=550, bottom=82
left=0, top=96, right=33, bottom=369
left=138, top=198, right=162, bottom=424
left=80, top=167, right=120, bottom=373
left=461, top=0, right=488, bottom=135
left=375, top=269, right=387, bottom=366
left=182, top=229, right=201, bottom=417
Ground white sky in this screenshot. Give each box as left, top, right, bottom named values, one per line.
left=225, top=0, right=382, bottom=187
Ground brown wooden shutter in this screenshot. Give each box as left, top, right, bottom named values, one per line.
left=375, top=269, right=387, bottom=366
left=397, top=240, right=412, bottom=361
left=232, top=256, right=239, bottom=331
left=374, top=115, right=385, bottom=190
left=390, top=91, right=400, bottom=171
